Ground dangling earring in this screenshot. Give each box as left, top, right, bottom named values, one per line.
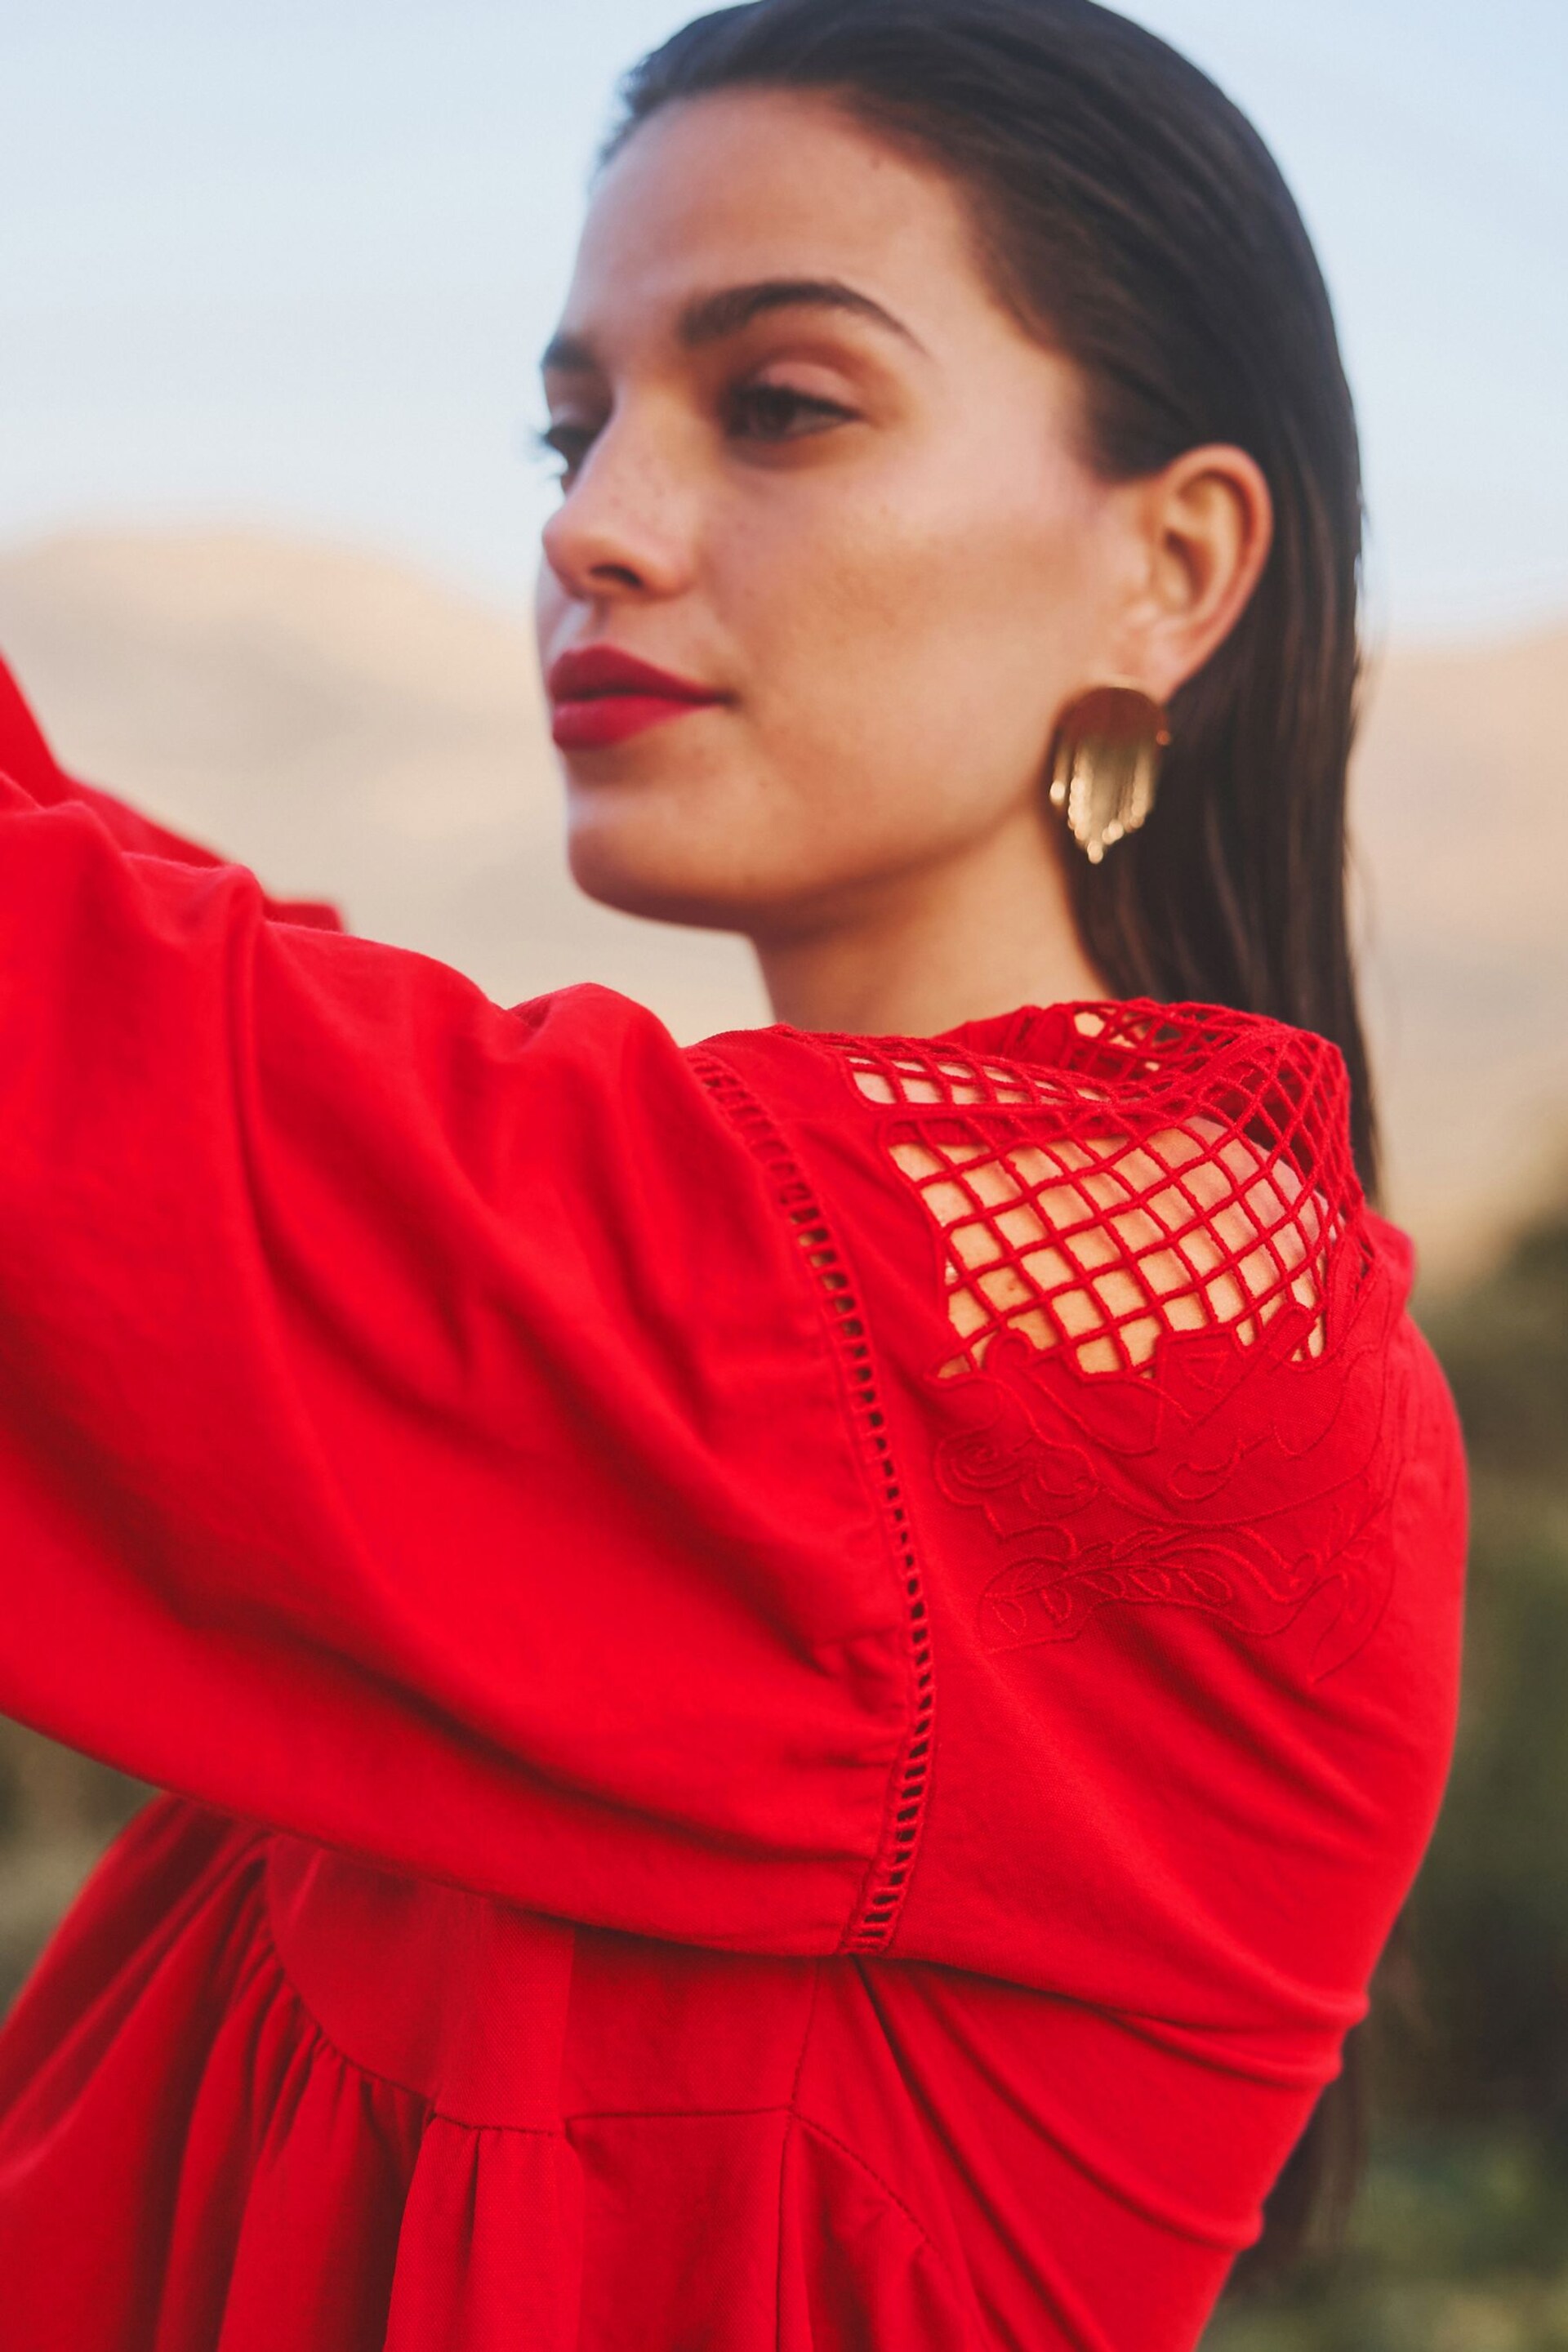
left=1049, top=683, right=1170, bottom=864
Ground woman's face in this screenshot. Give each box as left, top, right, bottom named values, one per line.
left=535, top=89, right=1140, bottom=938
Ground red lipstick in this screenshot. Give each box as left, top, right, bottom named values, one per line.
left=547, top=646, right=727, bottom=751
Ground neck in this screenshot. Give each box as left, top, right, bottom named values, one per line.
left=752, top=805, right=1109, bottom=1038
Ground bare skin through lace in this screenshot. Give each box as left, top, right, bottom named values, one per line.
left=844, top=1006, right=1348, bottom=1380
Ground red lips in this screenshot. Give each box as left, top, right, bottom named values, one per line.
left=547, top=646, right=727, bottom=751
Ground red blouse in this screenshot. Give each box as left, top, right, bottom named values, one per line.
left=0, top=656, right=1464, bottom=2351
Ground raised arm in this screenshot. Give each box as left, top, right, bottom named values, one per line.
left=0, top=742, right=912, bottom=1953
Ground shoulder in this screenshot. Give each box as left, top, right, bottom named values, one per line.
left=699, top=1000, right=1459, bottom=1662
left=693, top=995, right=1351, bottom=1136
left=693, top=996, right=1370, bottom=1368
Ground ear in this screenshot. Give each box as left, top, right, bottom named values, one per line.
left=1109, top=445, right=1274, bottom=703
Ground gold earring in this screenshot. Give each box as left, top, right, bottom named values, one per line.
left=1049, top=683, right=1171, bottom=864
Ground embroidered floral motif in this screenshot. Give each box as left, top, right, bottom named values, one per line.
left=975, top=1510, right=1392, bottom=1658
left=938, top=1278, right=1401, bottom=1678
left=839, top=1003, right=1396, bottom=1680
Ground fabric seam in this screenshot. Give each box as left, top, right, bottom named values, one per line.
left=789, top=2112, right=949, bottom=2261
left=260, top=1847, right=561, bottom=2133
left=689, top=1048, right=935, bottom=1956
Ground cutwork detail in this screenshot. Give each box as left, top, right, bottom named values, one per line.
left=836, top=1003, right=1390, bottom=1678
left=689, top=1053, right=933, bottom=1955
left=844, top=1004, right=1352, bottom=1380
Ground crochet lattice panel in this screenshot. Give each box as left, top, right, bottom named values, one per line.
left=845, top=1004, right=1355, bottom=1381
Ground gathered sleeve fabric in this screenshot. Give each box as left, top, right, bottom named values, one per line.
left=0, top=747, right=914, bottom=1953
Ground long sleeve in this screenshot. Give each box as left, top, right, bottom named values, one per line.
left=0, top=655, right=342, bottom=930
left=0, top=760, right=911, bottom=1953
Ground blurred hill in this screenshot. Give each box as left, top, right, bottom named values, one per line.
left=0, top=526, right=1562, bottom=1283
left=1353, top=627, right=1568, bottom=1284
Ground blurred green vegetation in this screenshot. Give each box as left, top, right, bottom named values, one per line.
left=0, top=1722, right=145, bottom=2013
left=2, top=1199, right=1565, bottom=2337
left=1210, top=1200, right=1568, bottom=2347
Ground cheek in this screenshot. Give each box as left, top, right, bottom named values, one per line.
left=724, top=460, right=1107, bottom=833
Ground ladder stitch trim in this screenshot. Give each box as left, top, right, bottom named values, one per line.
left=688, top=1049, right=934, bottom=1956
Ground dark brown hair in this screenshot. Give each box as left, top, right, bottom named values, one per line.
left=608, top=0, right=1376, bottom=1196
left=611, top=0, right=1377, bottom=2280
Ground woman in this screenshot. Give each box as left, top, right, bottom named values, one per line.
left=0, top=2, right=1464, bottom=2346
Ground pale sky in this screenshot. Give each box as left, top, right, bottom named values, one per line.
left=1, top=0, right=1563, bottom=640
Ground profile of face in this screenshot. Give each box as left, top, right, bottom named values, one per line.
left=536, top=90, right=1270, bottom=1026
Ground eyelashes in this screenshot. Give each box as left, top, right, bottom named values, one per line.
left=722, top=381, right=858, bottom=443
left=534, top=421, right=596, bottom=480
left=535, top=381, right=859, bottom=487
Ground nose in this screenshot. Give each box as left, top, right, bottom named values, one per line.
left=539, top=412, right=696, bottom=608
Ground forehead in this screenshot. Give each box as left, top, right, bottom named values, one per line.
left=564, top=89, right=989, bottom=340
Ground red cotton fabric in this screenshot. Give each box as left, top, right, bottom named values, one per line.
left=0, top=653, right=1465, bottom=2351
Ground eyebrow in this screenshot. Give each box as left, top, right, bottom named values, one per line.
left=679, top=277, right=923, bottom=350
left=539, top=277, right=923, bottom=374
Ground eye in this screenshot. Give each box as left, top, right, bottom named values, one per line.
left=534, top=420, right=599, bottom=486
left=725, top=381, right=858, bottom=446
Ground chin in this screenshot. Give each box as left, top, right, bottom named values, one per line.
left=565, top=808, right=753, bottom=933
left=560, top=751, right=801, bottom=933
